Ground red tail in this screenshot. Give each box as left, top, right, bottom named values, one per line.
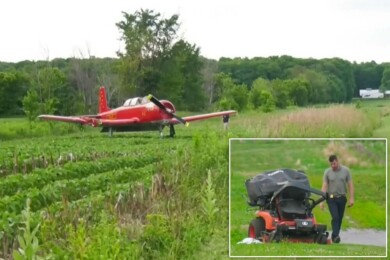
left=99, top=86, right=110, bottom=113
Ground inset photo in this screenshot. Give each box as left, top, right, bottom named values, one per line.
left=229, top=138, right=387, bottom=258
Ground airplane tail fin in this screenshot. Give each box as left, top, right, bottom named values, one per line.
left=99, top=86, right=110, bottom=113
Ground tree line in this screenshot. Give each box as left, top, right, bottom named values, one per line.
left=0, top=9, right=389, bottom=118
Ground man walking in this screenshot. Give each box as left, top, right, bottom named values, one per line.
left=320, top=154, right=354, bottom=243
left=222, top=114, right=230, bottom=131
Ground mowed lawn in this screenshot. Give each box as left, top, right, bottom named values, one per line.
left=229, top=139, right=387, bottom=257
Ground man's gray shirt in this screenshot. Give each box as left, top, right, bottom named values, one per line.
left=323, top=165, right=352, bottom=196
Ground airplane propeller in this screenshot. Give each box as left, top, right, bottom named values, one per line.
left=147, top=94, right=189, bottom=126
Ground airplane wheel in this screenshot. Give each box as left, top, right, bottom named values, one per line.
left=248, top=218, right=265, bottom=240
left=169, top=124, right=175, bottom=138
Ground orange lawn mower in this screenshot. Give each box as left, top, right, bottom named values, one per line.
left=245, top=169, right=331, bottom=244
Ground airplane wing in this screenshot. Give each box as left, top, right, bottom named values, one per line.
left=38, top=115, right=90, bottom=125
left=38, top=115, right=140, bottom=127
left=169, top=110, right=236, bottom=125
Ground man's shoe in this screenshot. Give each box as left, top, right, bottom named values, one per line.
left=333, top=236, right=341, bottom=243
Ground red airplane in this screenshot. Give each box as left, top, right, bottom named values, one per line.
left=39, top=87, right=236, bottom=137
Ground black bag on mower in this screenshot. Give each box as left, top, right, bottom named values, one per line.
left=245, top=169, right=310, bottom=207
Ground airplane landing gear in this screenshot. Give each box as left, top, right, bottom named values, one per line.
left=159, top=125, right=164, bottom=138
left=108, top=127, right=113, bottom=137
left=169, top=124, right=175, bottom=138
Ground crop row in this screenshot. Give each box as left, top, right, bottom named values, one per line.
left=0, top=155, right=158, bottom=197
left=0, top=140, right=171, bottom=176
left=0, top=163, right=155, bottom=217
left=0, top=174, right=153, bottom=256
left=0, top=134, right=161, bottom=163
left=0, top=180, right=140, bottom=232
left=37, top=181, right=138, bottom=220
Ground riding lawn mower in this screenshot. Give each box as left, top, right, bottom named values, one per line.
left=245, top=169, right=331, bottom=244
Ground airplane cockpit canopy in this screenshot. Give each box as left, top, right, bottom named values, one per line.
left=123, top=97, right=149, bottom=107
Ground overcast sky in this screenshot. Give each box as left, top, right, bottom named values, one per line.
left=1, top=0, right=389, bottom=63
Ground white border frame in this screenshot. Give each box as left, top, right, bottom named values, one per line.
left=228, top=138, right=388, bottom=258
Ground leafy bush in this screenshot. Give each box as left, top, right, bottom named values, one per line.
left=140, top=214, right=174, bottom=258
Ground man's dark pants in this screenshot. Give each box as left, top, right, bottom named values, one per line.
left=327, top=196, right=347, bottom=239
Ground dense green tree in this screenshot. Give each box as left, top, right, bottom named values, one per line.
left=158, top=54, right=184, bottom=107
left=22, top=90, right=40, bottom=123
left=326, top=74, right=345, bottom=103
left=0, top=71, right=29, bottom=115
left=249, top=86, right=262, bottom=109
left=265, top=57, right=283, bottom=79
left=250, top=77, right=310, bottom=108
left=116, top=9, right=179, bottom=96
left=181, top=51, right=205, bottom=110
left=288, top=67, right=329, bottom=104
left=32, top=67, right=73, bottom=115
left=260, top=90, right=275, bottom=113
left=116, top=9, right=204, bottom=111
left=353, top=61, right=383, bottom=96
left=230, top=84, right=249, bottom=110
left=2, top=45, right=389, bottom=116
left=218, top=58, right=267, bottom=86
left=251, top=77, right=272, bottom=91
left=250, top=78, right=271, bottom=108
left=0, top=62, right=15, bottom=72
left=164, top=40, right=205, bottom=110
left=212, top=73, right=230, bottom=105
left=36, top=67, right=65, bottom=100
left=214, top=73, right=248, bottom=111
left=270, top=79, right=289, bottom=109
left=218, top=96, right=234, bottom=110
left=214, top=73, right=236, bottom=109
left=317, top=58, right=355, bottom=102
left=277, top=55, right=300, bottom=77
left=380, top=67, right=390, bottom=92
left=218, top=56, right=358, bottom=104
left=285, top=79, right=310, bottom=106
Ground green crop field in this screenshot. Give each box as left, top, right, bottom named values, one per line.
left=0, top=99, right=389, bottom=259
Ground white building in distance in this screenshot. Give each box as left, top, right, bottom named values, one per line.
left=359, top=89, right=384, bottom=98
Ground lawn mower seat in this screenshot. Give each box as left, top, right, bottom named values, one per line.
left=274, top=184, right=309, bottom=219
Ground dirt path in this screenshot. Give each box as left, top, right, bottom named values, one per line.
left=337, top=228, right=386, bottom=247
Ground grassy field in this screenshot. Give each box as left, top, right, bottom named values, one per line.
left=229, top=139, right=387, bottom=257
left=0, top=99, right=389, bottom=259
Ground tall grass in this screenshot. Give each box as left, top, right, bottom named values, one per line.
left=263, top=105, right=379, bottom=138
